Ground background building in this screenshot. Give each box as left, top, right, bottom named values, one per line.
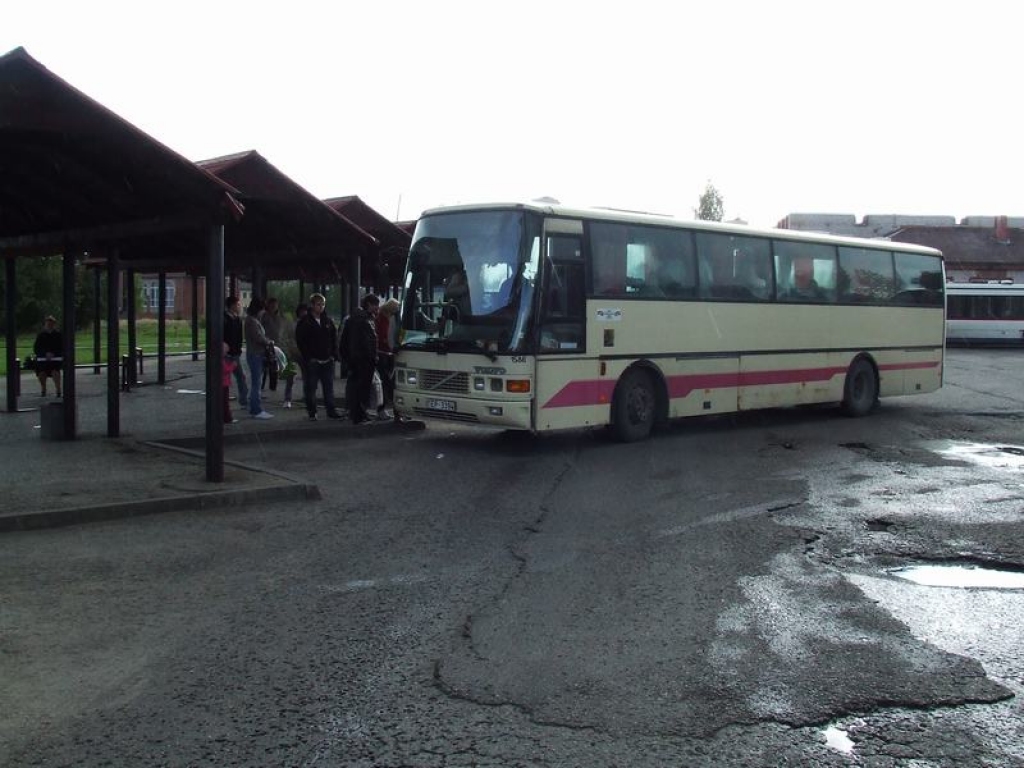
left=778, top=213, right=1024, bottom=283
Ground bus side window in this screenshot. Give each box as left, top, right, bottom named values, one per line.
left=588, top=222, right=628, bottom=296
left=838, top=247, right=896, bottom=304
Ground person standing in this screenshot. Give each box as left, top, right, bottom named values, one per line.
left=374, top=297, right=400, bottom=420
left=33, top=314, right=63, bottom=397
left=295, top=293, right=342, bottom=421
left=259, top=296, right=283, bottom=393
left=340, top=293, right=379, bottom=425
left=221, top=342, right=238, bottom=424
left=244, top=298, right=275, bottom=420
left=223, top=295, right=248, bottom=405
left=279, top=302, right=308, bottom=408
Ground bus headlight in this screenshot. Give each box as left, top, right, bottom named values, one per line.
left=473, top=377, right=485, bottom=391
left=406, top=371, right=418, bottom=386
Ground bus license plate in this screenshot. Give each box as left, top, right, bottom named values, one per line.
left=426, top=398, right=457, bottom=412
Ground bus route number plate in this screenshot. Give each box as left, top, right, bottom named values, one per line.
left=426, top=398, right=457, bottom=412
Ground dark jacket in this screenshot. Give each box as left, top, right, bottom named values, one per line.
left=33, top=328, right=63, bottom=371
left=339, top=307, right=380, bottom=366
left=224, top=311, right=244, bottom=356
left=339, top=308, right=377, bottom=367
left=295, top=312, right=338, bottom=362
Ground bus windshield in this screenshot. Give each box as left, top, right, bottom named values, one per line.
left=399, top=209, right=541, bottom=355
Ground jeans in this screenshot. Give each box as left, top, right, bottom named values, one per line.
left=346, top=362, right=374, bottom=423
left=304, top=359, right=338, bottom=416
left=247, top=353, right=265, bottom=415
left=226, top=354, right=247, bottom=404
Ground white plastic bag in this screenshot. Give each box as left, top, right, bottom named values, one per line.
left=370, top=370, right=383, bottom=410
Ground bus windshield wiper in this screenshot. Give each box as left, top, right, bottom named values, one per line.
left=428, top=336, right=498, bottom=362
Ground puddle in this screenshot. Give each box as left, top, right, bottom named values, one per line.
left=930, top=441, right=1024, bottom=470
left=889, top=563, right=1024, bottom=590
left=822, top=725, right=855, bottom=754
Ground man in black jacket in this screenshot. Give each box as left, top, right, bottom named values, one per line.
left=295, top=293, right=343, bottom=421
left=340, top=294, right=379, bottom=425
left=223, top=295, right=248, bottom=404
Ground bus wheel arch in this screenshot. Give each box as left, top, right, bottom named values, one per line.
left=610, top=363, right=665, bottom=442
left=842, top=354, right=879, bottom=417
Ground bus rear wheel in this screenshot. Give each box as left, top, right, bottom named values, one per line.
left=842, top=357, right=878, bottom=417
left=612, top=369, right=656, bottom=442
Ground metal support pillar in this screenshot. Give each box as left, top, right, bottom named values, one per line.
left=157, top=271, right=166, bottom=384
left=92, top=268, right=101, bottom=374
left=106, top=253, right=120, bottom=436
left=191, top=275, right=200, bottom=361
left=205, top=225, right=225, bottom=482
left=61, top=252, right=77, bottom=439
left=4, top=256, right=16, bottom=413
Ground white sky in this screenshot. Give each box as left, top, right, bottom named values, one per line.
left=4, top=1, right=1022, bottom=227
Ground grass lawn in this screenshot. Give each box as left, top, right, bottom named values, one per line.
left=0, top=320, right=201, bottom=376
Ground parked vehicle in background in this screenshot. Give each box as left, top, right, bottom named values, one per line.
left=946, top=281, right=1024, bottom=346
left=394, top=201, right=946, bottom=441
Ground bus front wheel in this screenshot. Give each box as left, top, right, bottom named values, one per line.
left=842, top=357, right=878, bottom=417
left=612, top=369, right=656, bottom=442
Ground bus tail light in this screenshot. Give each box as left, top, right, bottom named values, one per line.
left=506, top=379, right=531, bottom=393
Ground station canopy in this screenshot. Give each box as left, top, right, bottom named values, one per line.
left=0, top=46, right=239, bottom=263
left=0, top=46, right=377, bottom=281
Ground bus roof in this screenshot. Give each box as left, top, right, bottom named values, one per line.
left=418, top=201, right=944, bottom=258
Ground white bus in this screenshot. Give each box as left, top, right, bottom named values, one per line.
left=946, top=281, right=1024, bottom=346
left=393, top=202, right=945, bottom=441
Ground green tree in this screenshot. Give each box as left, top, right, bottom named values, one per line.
left=694, top=182, right=725, bottom=222
left=0, top=256, right=106, bottom=334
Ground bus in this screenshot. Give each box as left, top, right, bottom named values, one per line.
left=393, top=201, right=945, bottom=441
left=945, top=281, right=1024, bottom=346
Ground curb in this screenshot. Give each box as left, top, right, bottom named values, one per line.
left=0, top=481, right=321, bottom=533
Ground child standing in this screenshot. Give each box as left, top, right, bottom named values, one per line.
left=222, top=342, right=238, bottom=423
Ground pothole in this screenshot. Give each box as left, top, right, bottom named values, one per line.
left=865, top=518, right=896, bottom=532
left=889, top=562, right=1024, bottom=589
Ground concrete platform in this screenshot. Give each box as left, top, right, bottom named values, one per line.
left=0, top=357, right=420, bottom=531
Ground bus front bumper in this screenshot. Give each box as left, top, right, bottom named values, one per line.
left=395, top=390, right=532, bottom=430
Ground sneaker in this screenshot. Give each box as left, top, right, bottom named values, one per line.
left=326, top=411, right=343, bottom=420
left=252, top=411, right=274, bottom=420
left=377, top=409, right=394, bottom=421
left=228, top=418, right=239, bottom=424
left=283, top=400, right=292, bottom=409
left=308, top=414, right=318, bottom=421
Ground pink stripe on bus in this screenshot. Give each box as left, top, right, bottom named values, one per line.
left=542, top=360, right=940, bottom=409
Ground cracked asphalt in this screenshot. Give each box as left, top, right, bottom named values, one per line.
left=2, top=348, right=1023, bottom=767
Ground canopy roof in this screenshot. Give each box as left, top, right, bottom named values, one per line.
left=198, top=152, right=376, bottom=279
left=324, top=195, right=410, bottom=285
left=0, top=46, right=238, bottom=259
left=1, top=46, right=378, bottom=281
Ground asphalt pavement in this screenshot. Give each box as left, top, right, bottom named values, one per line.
left=0, top=356, right=419, bottom=532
